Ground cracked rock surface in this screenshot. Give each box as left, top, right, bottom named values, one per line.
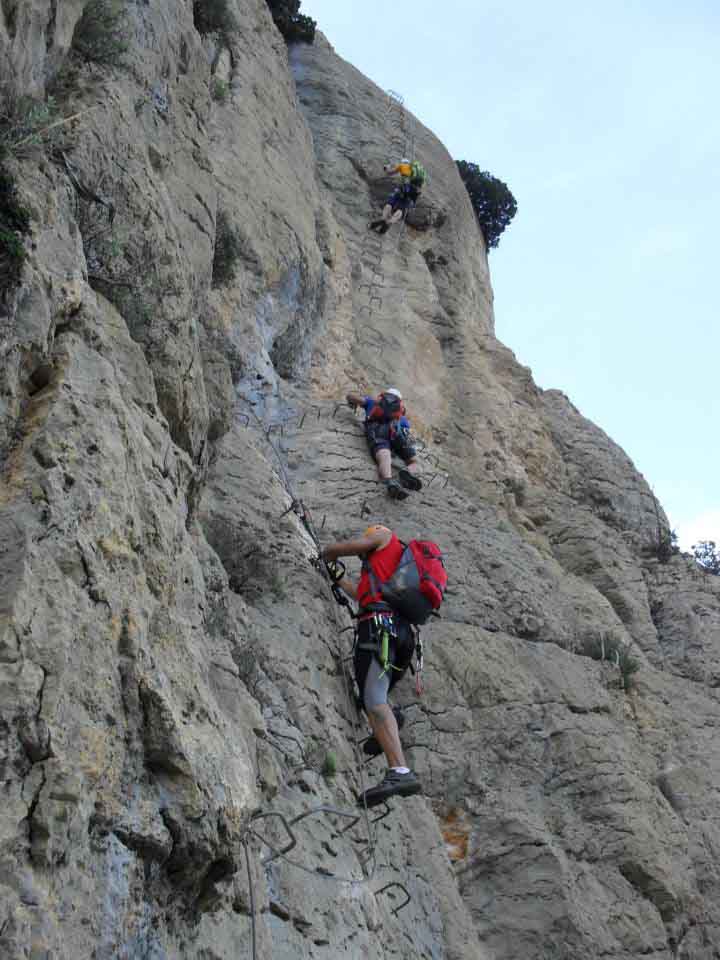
left=1, top=2, right=719, bottom=958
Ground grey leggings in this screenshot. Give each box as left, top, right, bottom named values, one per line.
left=354, top=618, right=413, bottom=711
left=363, top=656, right=391, bottom=711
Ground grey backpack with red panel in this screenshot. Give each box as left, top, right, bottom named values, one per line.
left=369, top=540, right=447, bottom=625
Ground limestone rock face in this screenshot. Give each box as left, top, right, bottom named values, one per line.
left=2, top=3, right=720, bottom=958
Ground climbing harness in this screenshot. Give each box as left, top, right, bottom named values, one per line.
left=376, top=613, right=397, bottom=678
left=355, top=612, right=403, bottom=679
left=356, top=606, right=425, bottom=695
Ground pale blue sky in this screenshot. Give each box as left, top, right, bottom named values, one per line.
left=301, top=0, right=719, bottom=548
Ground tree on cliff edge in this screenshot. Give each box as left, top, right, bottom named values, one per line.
left=266, top=0, right=316, bottom=44
left=456, top=161, right=517, bottom=250
left=692, top=541, right=720, bottom=575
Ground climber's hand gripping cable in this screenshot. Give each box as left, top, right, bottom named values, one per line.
left=310, top=554, right=351, bottom=608
left=326, top=559, right=351, bottom=608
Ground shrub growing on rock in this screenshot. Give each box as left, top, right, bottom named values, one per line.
left=212, top=209, right=242, bottom=288
left=0, top=91, right=60, bottom=157
left=266, top=0, right=316, bottom=44
left=692, top=541, right=720, bottom=575
left=72, top=0, right=129, bottom=66
left=193, top=0, right=237, bottom=37
left=321, top=752, right=337, bottom=779
left=456, top=161, right=517, bottom=250
left=0, top=154, right=30, bottom=298
left=580, top=631, right=640, bottom=691
left=211, top=77, right=229, bottom=102
left=652, top=528, right=679, bottom=564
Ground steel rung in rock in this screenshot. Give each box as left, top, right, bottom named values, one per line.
left=375, top=881, right=412, bottom=916
left=288, top=803, right=363, bottom=837
left=250, top=811, right=298, bottom=865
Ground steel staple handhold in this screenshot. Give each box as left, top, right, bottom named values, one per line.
left=374, top=881, right=412, bottom=916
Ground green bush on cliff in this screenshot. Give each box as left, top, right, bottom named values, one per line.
left=193, top=0, right=237, bottom=37
left=0, top=91, right=60, bottom=157
left=692, top=541, right=720, bottom=575
left=0, top=152, right=30, bottom=298
left=211, top=78, right=229, bottom=103
left=266, top=0, right=316, bottom=44
left=72, top=0, right=129, bottom=66
left=580, top=631, right=640, bottom=691
left=456, top=161, right=517, bottom=250
left=212, top=209, right=242, bottom=288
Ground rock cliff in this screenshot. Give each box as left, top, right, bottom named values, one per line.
left=1, top=2, right=719, bottom=958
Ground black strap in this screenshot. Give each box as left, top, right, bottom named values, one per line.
left=331, top=584, right=350, bottom=608
left=422, top=573, right=445, bottom=591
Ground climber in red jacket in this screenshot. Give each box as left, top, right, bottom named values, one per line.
left=346, top=387, right=422, bottom=500
left=322, top=524, right=422, bottom=807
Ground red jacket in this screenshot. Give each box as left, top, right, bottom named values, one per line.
left=357, top=534, right=404, bottom=611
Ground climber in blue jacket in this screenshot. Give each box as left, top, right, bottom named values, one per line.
left=346, top=387, right=422, bottom=500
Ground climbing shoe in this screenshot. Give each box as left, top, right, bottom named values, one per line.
left=398, top=468, right=422, bottom=491
left=358, top=769, right=422, bottom=808
left=363, top=707, right=405, bottom=758
left=384, top=478, right=408, bottom=500
left=369, top=219, right=385, bottom=232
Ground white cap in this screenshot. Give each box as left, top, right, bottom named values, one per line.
left=386, top=388, right=402, bottom=399
left=400, top=157, right=409, bottom=164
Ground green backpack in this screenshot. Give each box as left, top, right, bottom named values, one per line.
left=410, top=161, right=427, bottom=188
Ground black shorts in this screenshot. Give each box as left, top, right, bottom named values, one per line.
left=365, top=421, right=417, bottom=462
left=388, top=185, right=420, bottom=213
left=354, top=616, right=415, bottom=710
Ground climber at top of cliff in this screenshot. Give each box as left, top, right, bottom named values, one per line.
left=346, top=388, right=422, bottom=500
left=321, top=524, right=425, bottom=807
left=369, top=158, right=427, bottom=234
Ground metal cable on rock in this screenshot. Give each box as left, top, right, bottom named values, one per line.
left=358, top=89, right=417, bottom=322
left=291, top=501, right=379, bottom=881
left=231, top=85, right=428, bottom=940
left=244, top=404, right=379, bottom=879
left=243, top=833, right=258, bottom=960
left=249, top=828, right=366, bottom=885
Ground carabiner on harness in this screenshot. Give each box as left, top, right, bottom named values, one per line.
left=373, top=613, right=399, bottom=678
left=414, top=632, right=424, bottom=695
left=326, top=559, right=346, bottom=584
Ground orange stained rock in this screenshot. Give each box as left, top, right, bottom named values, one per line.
left=440, top=808, right=472, bottom=863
